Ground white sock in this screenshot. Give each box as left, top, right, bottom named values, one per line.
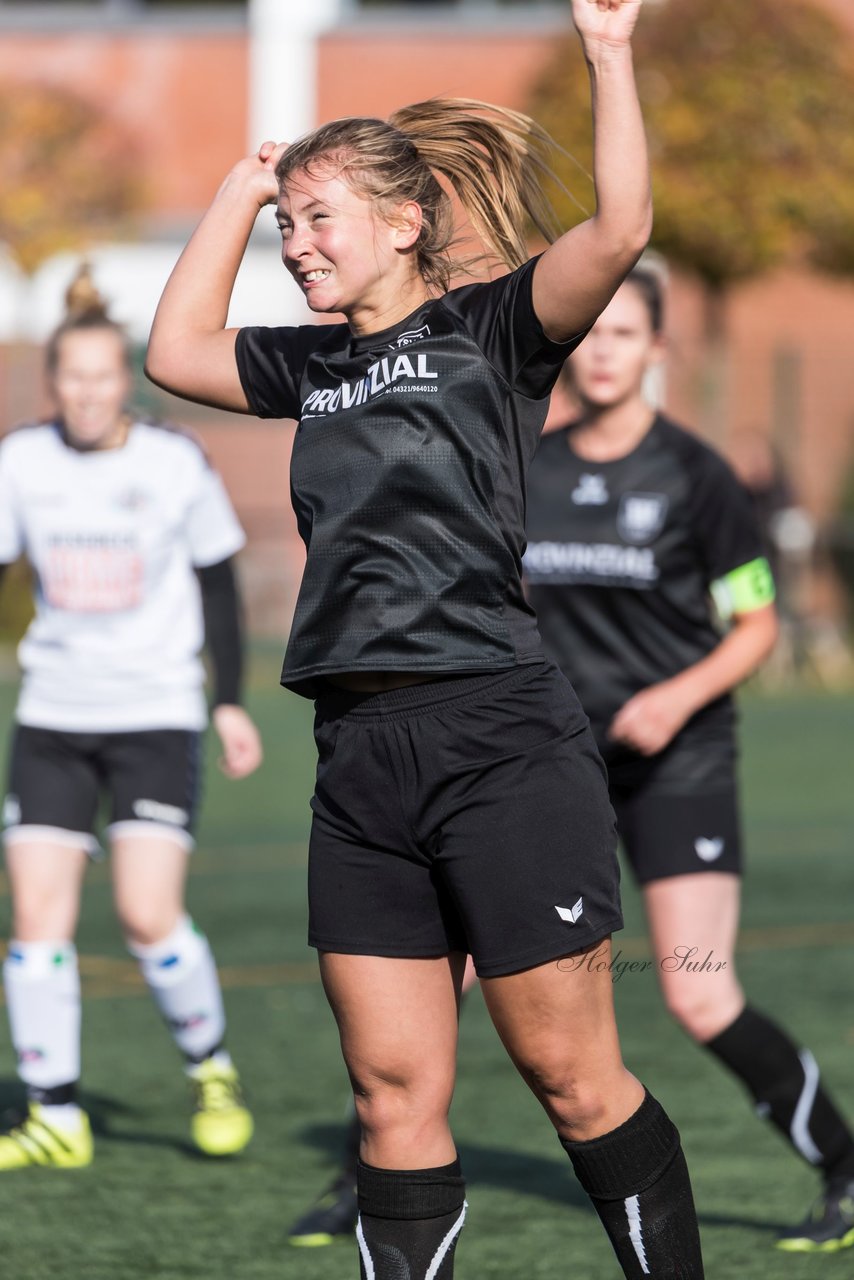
left=37, top=1102, right=84, bottom=1131
left=127, top=915, right=226, bottom=1062
left=185, top=1047, right=233, bottom=1079
left=3, top=940, right=81, bottom=1096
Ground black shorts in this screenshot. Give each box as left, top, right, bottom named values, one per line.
left=3, top=724, right=202, bottom=855
left=603, top=727, right=741, bottom=885
left=307, top=661, right=622, bottom=978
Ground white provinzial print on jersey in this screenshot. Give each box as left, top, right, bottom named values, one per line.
left=523, top=540, right=659, bottom=586
left=0, top=423, right=244, bottom=733
left=300, top=353, right=439, bottom=420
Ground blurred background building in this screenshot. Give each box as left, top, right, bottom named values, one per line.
left=1, top=0, right=853, bottom=662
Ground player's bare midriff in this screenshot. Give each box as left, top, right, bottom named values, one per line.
left=326, top=671, right=445, bottom=693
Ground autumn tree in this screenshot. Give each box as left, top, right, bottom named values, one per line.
left=0, top=82, right=143, bottom=274
left=530, top=0, right=854, bottom=325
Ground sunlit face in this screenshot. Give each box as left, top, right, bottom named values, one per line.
left=50, top=329, right=131, bottom=450
left=275, top=166, right=420, bottom=326
left=569, top=282, right=664, bottom=410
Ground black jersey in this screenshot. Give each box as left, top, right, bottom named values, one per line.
left=524, top=415, right=771, bottom=750
left=236, top=258, right=583, bottom=697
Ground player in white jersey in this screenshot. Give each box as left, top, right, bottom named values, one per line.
left=0, top=269, right=263, bottom=1169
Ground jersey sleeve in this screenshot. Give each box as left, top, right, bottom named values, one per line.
left=185, top=453, right=247, bottom=568
left=442, top=257, right=588, bottom=400
left=0, top=440, right=25, bottom=562
left=687, top=444, right=775, bottom=616
left=234, top=325, right=311, bottom=420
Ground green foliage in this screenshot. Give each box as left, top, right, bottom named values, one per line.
left=0, top=83, right=143, bottom=274
left=530, top=0, right=854, bottom=287
left=0, top=559, right=34, bottom=645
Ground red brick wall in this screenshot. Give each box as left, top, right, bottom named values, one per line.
left=0, top=33, right=247, bottom=218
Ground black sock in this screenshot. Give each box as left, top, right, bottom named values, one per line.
left=561, top=1090, right=704, bottom=1279
left=183, top=1039, right=225, bottom=1067
left=705, top=1005, right=854, bottom=1183
left=28, top=1081, right=78, bottom=1107
left=356, top=1158, right=466, bottom=1280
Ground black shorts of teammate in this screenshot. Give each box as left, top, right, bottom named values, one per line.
left=603, top=726, right=742, bottom=886
left=3, top=724, right=202, bottom=855
left=307, top=661, right=623, bottom=978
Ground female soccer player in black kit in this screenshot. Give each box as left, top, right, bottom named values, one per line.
left=524, top=268, right=854, bottom=1254
left=147, top=1, right=707, bottom=1274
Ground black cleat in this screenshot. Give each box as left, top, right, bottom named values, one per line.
left=288, top=1172, right=359, bottom=1248
left=776, top=1177, right=854, bottom=1253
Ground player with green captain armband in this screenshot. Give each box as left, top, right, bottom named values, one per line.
left=523, top=266, right=854, bottom=1255
left=711, top=556, right=776, bottom=621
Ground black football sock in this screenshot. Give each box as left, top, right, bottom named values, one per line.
left=561, top=1090, right=704, bottom=1279
left=704, top=1005, right=854, bottom=1183
left=356, top=1158, right=466, bottom=1280
left=28, top=1081, right=78, bottom=1107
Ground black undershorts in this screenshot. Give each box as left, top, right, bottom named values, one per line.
left=3, top=724, right=202, bottom=854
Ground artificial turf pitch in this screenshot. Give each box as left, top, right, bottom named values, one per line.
left=0, top=670, right=851, bottom=1279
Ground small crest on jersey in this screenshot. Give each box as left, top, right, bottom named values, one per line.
left=392, top=324, right=431, bottom=349
left=617, top=492, right=669, bottom=544
left=571, top=473, right=608, bottom=506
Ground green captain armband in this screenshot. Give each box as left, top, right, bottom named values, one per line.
left=710, top=557, right=775, bottom=620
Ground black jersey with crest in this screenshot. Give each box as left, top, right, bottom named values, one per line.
left=236, top=258, right=585, bottom=697
left=524, top=415, right=765, bottom=749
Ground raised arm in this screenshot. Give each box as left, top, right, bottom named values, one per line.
left=145, top=142, right=285, bottom=412
left=533, top=0, right=650, bottom=342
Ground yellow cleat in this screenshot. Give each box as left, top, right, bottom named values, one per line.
left=189, top=1058, right=253, bottom=1157
left=0, top=1104, right=93, bottom=1170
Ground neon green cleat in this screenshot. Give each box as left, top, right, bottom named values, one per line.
left=288, top=1172, right=359, bottom=1247
left=776, top=1179, right=854, bottom=1252
left=189, top=1058, right=254, bottom=1157
left=0, top=1104, right=93, bottom=1170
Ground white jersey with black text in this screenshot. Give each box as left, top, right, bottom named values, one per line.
left=0, top=422, right=245, bottom=732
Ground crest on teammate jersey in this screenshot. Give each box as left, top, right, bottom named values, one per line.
left=617, top=492, right=669, bottom=544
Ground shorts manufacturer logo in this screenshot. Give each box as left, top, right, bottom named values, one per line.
left=694, top=837, right=725, bottom=862
left=571, top=474, right=608, bottom=506
left=555, top=897, right=584, bottom=924
left=3, top=794, right=21, bottom=827
left=116, top=487, right=151, bottom=512
left=132, top=798, right=189, bottom=827
left=617, top=492, right=669, bottom=544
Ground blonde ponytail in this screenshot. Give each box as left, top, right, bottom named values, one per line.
left=390, top=99, right=561, bottom=275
